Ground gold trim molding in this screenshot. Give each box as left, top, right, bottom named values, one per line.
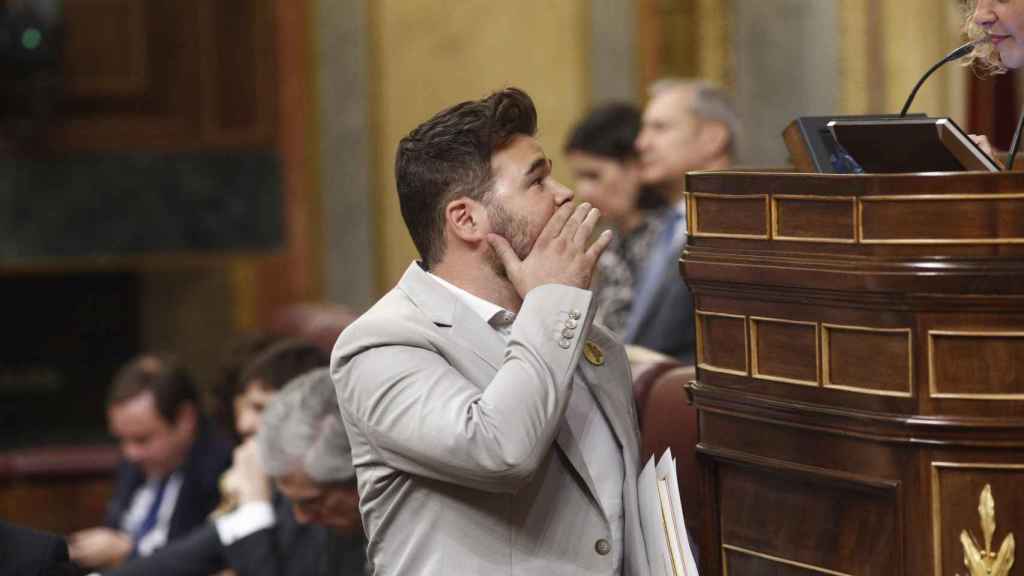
left=821, top=323, right=913, bottom=398
left=750, top=316, right=820, bottom=387
left=695, top=310, right=749, bottom=377
left=771, top=195, right=858, bottom=244
left=722, top=543, right=854, bottom=576
left=927, top=330, right=1024, bottom=400
left=858, top=193, right=1024, bottom=245
left=689, top=193, right=770, bottom=240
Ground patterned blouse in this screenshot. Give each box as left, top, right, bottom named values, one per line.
left=591, top=211, right=666, bottom=335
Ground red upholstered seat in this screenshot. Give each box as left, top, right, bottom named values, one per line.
left=630, top=349, right=700, bottom=550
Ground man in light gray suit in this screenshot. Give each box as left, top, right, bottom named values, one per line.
left=632, top=78, right=739, bottom=363
left=332, top=88, right=651, bottom=575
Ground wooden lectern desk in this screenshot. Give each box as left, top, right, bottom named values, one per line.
left=682, top=170, right=1024, bottom=576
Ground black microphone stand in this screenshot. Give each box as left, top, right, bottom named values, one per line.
left=1008, top=107, right=1024, bottom=170
left=900, top=40, right=980, bottom=118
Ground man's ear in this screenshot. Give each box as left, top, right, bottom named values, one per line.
left=699, top=120, right=730, bottom=159
left=444, top=197, right=487, bottom=243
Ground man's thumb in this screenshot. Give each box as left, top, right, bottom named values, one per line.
left=486, top=233, right=519, bottom=269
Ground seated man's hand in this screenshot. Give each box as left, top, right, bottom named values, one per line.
left=488, top=201, right=612, bottom=296
left=230, top=437, right=272, bottom=505
left=69, top=526, right=132, bottom=568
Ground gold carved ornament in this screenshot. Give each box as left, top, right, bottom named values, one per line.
left=960, top=484, right=1015, bottom=576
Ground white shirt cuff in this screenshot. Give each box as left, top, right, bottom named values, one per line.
left=213, top=500, right=276, bottom=545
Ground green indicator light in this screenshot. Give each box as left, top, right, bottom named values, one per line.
left=21, top=28, right=42, bottom=50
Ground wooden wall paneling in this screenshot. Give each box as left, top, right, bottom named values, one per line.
left=62, top=0, right=149, bottom=98
left=52, top=0, right=277, bottom=151
left=198, top=0, right=276, bottom=147
left=56, top=0, right=202, bottom=150
left=711, top=450, right=901, bottom=576
left=0, top=476, right=113, bottom=533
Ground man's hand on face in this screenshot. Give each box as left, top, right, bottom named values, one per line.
left=229, top=437, right=272, bottom=505
left=68, top=527, right=132, bottom=568
left=488, top=201, right=612, bottom=297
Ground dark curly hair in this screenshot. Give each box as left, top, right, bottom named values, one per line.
left=395, top=87, right=537, bottom=267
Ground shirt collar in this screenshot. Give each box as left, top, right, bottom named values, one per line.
left=426, top=272, right=515, bottom=330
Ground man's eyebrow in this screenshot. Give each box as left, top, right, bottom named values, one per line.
left=524, top=156, right=551, bottom=177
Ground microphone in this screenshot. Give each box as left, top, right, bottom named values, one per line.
left=900, top=39, right=983, bottom=117
left=1007, top=108, right=1024, bottom=170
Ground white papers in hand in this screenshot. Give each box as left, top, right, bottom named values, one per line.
left=638, top=449, right=699, bottom=576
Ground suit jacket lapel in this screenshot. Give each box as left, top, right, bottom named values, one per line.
left=577, top=327, right=640, bottom=470
left=555, top=377, right=601, bottom=508
left=398, top=263, right=505, bottom=372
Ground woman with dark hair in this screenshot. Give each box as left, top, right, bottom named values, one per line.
left=565, top=102, right=666, bottom=334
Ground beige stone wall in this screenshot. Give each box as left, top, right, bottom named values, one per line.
left=368, top=0, right=589, bottom=291
left=840, top=0, right=967, bottom=123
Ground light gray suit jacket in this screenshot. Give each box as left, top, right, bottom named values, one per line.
left=332, top=262, right=650, bottom=575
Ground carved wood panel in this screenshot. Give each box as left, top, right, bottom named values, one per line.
left=48, top=0, right=275, bottom=151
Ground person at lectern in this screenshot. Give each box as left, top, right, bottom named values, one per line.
left=964, top=0, right=1024, bottom=157
left=331, top=87, right=652, bottom=575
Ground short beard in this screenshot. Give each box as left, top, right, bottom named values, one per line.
left=485, top=200, right=531, bottom=279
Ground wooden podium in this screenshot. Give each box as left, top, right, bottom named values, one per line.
left=681, top=170, right=1024, bottom=576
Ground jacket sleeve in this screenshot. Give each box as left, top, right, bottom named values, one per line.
left=222, top=528, right=285, bottom=576
left=337, top=284, right=593, bottom=493
left=101, top=524, right=226, bottom=576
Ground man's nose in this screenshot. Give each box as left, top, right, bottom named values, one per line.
left=635, top=129, right=649, bottom=153
left=551, top=179, right=574, bottom=205
left=123, top=444, right=143, bottom=463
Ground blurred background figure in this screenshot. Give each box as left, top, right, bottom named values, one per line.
left=100, top=338, right=337, bottom=576
left=256, top=368, right=365, bottom=574
left=565, top=102, right=666, bottom=335
left=70, top=354, right=233, bottom=570
left=623, top=78, right=739, bottom=362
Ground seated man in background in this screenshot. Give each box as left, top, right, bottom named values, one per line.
left=631, top=78, right=739, bottom=362
left=100, top=340, right=365, bottom=575
left=70, top=354, right=233, bottom=570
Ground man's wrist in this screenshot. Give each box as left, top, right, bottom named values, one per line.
left=214, top=500, right=276, bottom=545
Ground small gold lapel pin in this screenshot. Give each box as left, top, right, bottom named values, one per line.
left=583, top=340, right=605, bottom=366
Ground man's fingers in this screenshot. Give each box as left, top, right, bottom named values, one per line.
left=585, top=229, right=614, bottom=261
left=574, top=206, right=601, bottom=247
left=487, top=233, right=520, bottom=270
left=538, top=201, right=577, bottom=245
left=559, top=202, right=591, bottom=241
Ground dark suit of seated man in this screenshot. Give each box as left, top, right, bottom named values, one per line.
left=69, top=354, right=232, bottom=571
left=100, top=368, right=365, bottom=576
left=0, top=520, right=78, bottom=576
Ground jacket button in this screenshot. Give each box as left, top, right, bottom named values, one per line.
left=595, top=539, right=611, bottom=556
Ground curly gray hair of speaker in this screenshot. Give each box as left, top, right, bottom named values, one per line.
left=257, top=367, right=355, bottom=483
left=962, top=0, right=1006, bottom=74
left=648, top=77, right=740, bottom=160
